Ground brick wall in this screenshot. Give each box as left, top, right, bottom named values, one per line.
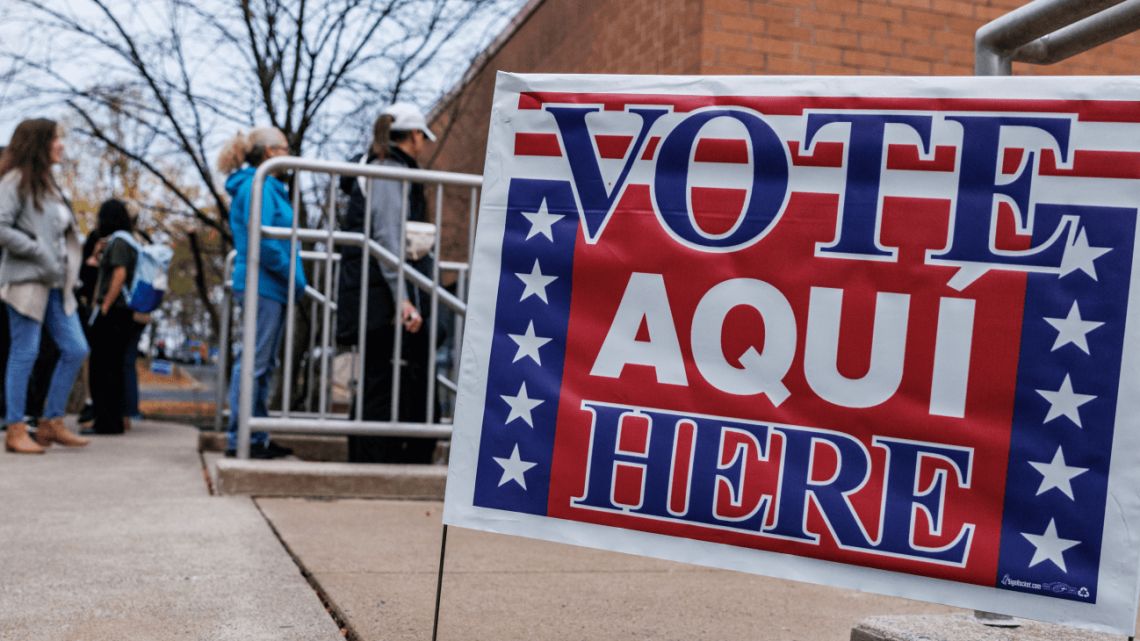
left=428, top=0, right=1140, bottom=261
left=429, top=0, right=701, bottom=260
left=700, top=0, right=1140, bottom=76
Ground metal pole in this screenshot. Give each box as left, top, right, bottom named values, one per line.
left=319, top=179, right=335, bottom=416
left=356, top=174, right=373, bottom=421
left=453, top=264, right=468, bottom=402
left=456, top=186, right=479, bottom=371
left=1013, top=0, right=1140, bottom=65
left=214, top=250, right=236, bottom=432
left=431, top=524, right=449, bottom=641
left=390, top=181, right=410, bottom=422
left=238, top=163, right=279, bottom=460
left=305, top=255, right=321, bottom=413
left=282, top=175, right=302, bottom=418
left=975, top=0, right=1120, bottom=75
left=246, top=415, right=452, bottom=438
left=330, top=251, right=341, bottom=411
left=467, top=187, right=478, bottom=278
left=426, top=184, right=443, bottom=421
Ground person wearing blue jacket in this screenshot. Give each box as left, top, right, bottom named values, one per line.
left=217, top=126, right=307, bottom=458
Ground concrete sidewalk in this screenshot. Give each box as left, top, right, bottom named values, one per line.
left=4, top=418, right=1130, bottom=641
left=259, top=498, right=963, bottom=641
left=0, top=420, right=341, bottom=641
left=262, top=499, right=1139, bottom=641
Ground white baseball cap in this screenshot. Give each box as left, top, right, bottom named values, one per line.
left=382, top=102, right=437, bottom=142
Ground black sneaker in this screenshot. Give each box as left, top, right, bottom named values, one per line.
left=78, top=402, right=95, bottom=425
left=261, top=441, right=293, bottom=459
left=224, top=443, right=293, bottom=459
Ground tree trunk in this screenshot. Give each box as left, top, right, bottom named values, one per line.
left=187, top=231, right=221, bottom=340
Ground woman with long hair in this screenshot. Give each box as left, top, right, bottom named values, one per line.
left=88, top=199, right=143, bottom=434
left=218, top=126, right=306, bottom=458
left=0, top=119, right=89, bottom=454
left=336, top=103, right=436, bottom=463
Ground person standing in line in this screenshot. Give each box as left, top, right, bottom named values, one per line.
left=74, top=200, right=111, bottom=428
left=336, top=103, right=438, bottom=464
left=88, top=199, right=142, bottom=434
left=218, top=127, right=305, bottom=459
left=0, top=119, right=89, bottom=454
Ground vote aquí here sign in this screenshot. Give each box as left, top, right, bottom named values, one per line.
left=443, top=73, right=1140, bottom=633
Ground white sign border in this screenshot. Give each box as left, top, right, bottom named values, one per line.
left=443, top=72, right=1140, bottom=635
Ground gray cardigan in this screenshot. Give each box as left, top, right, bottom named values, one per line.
left=359, top=157, right=412, bottom=301
left=0, top=170, right=81, bottom=318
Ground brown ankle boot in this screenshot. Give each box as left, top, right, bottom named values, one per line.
left=35, top=417, right=89, bottom=448
left=6, top=423, right=45, bottom=454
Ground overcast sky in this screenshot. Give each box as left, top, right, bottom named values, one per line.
left=0, top=0, right=527, bottom=148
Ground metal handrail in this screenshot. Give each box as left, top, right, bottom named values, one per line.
left=975, top=0, right=1140, bottom=75
left=234, top=156, right=481, bottom=459
left=213, top=244, right=471, bottom=427
left=258, top=225, right=467, bottom=314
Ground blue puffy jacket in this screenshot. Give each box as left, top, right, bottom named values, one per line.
left=227, top=167, right=308, bottom=304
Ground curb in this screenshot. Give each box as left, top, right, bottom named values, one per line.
left=215, top=458, right=447, bottom=499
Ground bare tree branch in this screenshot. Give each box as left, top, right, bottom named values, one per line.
left=2, top=0, right=526, bottom=342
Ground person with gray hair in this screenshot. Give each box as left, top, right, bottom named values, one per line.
left=218, top=126, right=307, bottom=458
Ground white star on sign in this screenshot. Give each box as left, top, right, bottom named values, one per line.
left=1021, top=519, right=1080, bottom=572
left=1060, top=227, right=1110, bottom=280
left=508, top=321, right=552, bottom=365
left=501, top=381, right=543, bottom=427
left=493, top=445, right=537, bottom=490
left=1037, top=374, right=1096, bottom=428
left=1044, top=301, right=1103, bottom=355
left=1028, top=446, right=1088, bottom=500
left=521, top=200, right=565, bottom=242
left=515, top=259, right=557, bottom=303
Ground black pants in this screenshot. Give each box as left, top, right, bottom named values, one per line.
left=347, top=325, right=436, bottom=463
left=89, top=307, right=134, bottom=434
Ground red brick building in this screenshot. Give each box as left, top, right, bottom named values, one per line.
left=428, top=0, right=1140, bottom=259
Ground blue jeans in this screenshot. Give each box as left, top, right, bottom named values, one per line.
left=6, top=290, right=90, bottom=424
left=227, top=295, right=285, bottom=450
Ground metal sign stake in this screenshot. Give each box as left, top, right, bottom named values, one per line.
left=431, top=524, right=449, bottom=641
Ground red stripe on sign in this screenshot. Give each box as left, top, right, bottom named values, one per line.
left=886, top=144, right=957, bottom=172
left=788, top=140, right=845, bottom=167
left=1002, top=148, right=1025, bottom=175
left=993, top=201, right=1034, bottom=251
left=517, top=94, right=543, bottom=111
left=641, top=136, right=661, bottom=160
left=690, top=187, right=749, bottom=236
left=515, top=133, right=561, bottom=156
left=1039, top=148, right=1140, bottom=179
left=596, top=135, right=633, bottom=159
left=519, top=91, right=1140, bottom=122
left=669, top=420, right=695, bottom=516
left=694, top=138, right=749, bottom=164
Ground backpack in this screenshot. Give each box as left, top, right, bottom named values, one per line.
left=108, top=231, right=174, bottom=313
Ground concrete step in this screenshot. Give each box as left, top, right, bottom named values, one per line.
left=851, top=614, right=1120, bottom=641
left=198, top=430, right=348, bottom=461
left=214, top=457, right=447, bottom=499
